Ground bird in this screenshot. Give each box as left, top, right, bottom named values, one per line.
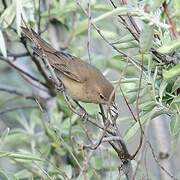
left=21, top=27, right=115, bottom=105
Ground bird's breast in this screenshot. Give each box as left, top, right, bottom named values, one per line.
left=60, top=75, right=90, bottom=102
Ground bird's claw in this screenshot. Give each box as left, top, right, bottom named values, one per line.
left=49, top=76, right=64, bottom=91
left=77, top=109, right=88, bottom=122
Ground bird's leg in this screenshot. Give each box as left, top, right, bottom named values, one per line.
left=74, top=100, right=88, bottom=121
left=63, top=92, right=88, bottom=120
left=63, top=92, right=77, bottom=112
left=48, top=75, right=64, bottom=92
left=109, top=103, right=119, bottom=124
left=55, top=80, right=64, bottom=92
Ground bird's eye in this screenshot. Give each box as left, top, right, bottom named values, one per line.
left=99, top=94, right=105, bottom=99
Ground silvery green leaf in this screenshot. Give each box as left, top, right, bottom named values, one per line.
left=15, top=0, right=23, bottom=35
left=0, top=30, right=7, bottom=58
left=163, top=64, right=180, bottom=80
left=0, top=4, right=15, bottom=28
left=157, top=38, right=180, bottom=54
left=140, top=23, right=154, bottom=53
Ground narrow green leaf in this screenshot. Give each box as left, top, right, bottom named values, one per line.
left=0, top=4, right=15, bottom=28
left=0, top=128, right=10, bottom=149
left=149, top=0, right=166, bottom=11
left=174, top=0, right=180, bottom=16
left=139, top=101, right=156, bottom=111
left=92, top=7, right=128, bottom=23
left=171, top=96, right=180, bottom=104
left=124, top=107, right=164, bottom=141
left=92, top=30, right=117, bottom=39
left=0, top=169, right=9, bottom=180
left=116, top=41, right=138, bottom=49
left=157, top=38, right=180, bottom=53
left=163, top=64, right=180, bottom=80
left=132, top=53, right=152, bottom=65
left=172, top=77, right=180, bottom=92
left=14, top=169, right=32, bottom=179
left=112, top=34, right=134, bottom=44
left=0, top=30, right=7, bottom=58
left=15, top=0, right=23, bottom=35
left=139, top=23, right=154, bottom=53
left=159, top=80, right=168, bottom=101
left=75, top=6, right=128, bottom=35
left=93, top=4, right=112, bottom=11
left=0, top=151, right=43, bottom=161
left=170, top=114, right=180, bottom=136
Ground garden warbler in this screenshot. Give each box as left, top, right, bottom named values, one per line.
left=21, top=27, right=115, bottom=105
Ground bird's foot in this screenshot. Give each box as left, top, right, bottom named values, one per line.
left=74, top=100, right=89, bottom=122
left=56, top=83, right=64, bottom=92
left=49, top=76, right=64, bottom=91
left=77, top=108, right=88, bottom=122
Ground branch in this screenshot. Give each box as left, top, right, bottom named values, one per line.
left=76, top=0, right=147, bottom=73
left=0, top=52, right=29, bottom=58
left=0, top=84, right=35, bottom=100
left=0, top=56, right=47, bottom=88
left=163, top=2, right=179, bottom=39
left=121, top=0, right=140, bottom=35
left=109, top=0, right=179, bottom=65
left=109, top=0, right=139, bottom=41
left=63, top=92, right=115, bottom=136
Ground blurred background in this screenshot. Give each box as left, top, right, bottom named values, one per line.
left=0, top=0, right=179, bottom=179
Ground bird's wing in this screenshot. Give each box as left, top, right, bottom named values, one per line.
left=53, top=54, right=88, bottom=83
left=33, top=47, right=86, bottom=83
left=22, top=27, right=87, bottom=83
left=53, top=63, right=84, bottom=82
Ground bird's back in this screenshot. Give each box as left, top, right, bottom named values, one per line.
left=21, top=27, right=102, bottom=82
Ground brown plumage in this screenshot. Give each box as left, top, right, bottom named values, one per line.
left=21, top=27, right=115, bottom=104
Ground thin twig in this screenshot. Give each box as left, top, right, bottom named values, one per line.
left=0, top=52, right=29, bottom=58
left=87, top=0, right=91, bottom=63
left=99, top=105, right=132, bottom=179
left=63, top=93, right=115, bottom=135
left=76, top=0, right=147, bottom=73
left=63, top=12, right=77, bottom=49
left=37, top=0, right=41, bottom=34
left=109, top=0, right=139, bottom=41
left=0, top=56, right=47, bottom=88
left=121, top=0, right=140, bottom=35
left=109, top=0, right=179, bottom=65
left=0, top=84, right=35, bottom=100
left=163, top=1, right=179, bottom=38
left=130, top=53, right=144, bottom=159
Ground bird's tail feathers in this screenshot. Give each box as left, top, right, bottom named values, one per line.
left=21, top=27, right=56, bottom=53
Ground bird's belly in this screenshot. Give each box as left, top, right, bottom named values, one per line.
left=61, top=76, right=89, bottom=102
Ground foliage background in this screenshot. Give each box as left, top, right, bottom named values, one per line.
left=0, top=0, right=179, bottom=179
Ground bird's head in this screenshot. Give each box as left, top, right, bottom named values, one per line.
left=97, top=80, right=115, bottom=105
left=87, top=77, right=115, bottom=105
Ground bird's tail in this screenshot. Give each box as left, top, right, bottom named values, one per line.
left=21, top=27, right=56, bottom=53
